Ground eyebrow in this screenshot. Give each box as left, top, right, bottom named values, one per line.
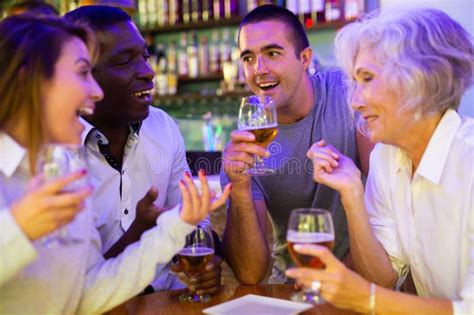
left=75, top=58, right=91, bottom=67
left=240, top=44, right=284, bottom=59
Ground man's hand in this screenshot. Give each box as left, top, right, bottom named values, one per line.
left=222, top=130, right=269, bottom=186
left=171, top=255, right=223, bottom=295
left=133, top=186, right=167, bottom=232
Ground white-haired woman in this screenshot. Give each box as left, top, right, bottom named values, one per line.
left=286, top=8, right=473, bottom=315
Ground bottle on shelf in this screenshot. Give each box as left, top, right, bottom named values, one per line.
left=198, top=35, right=210, bottom=76
left=167, top=41, right=178, bottom=95
left=146, top=0, right=158, bottom=28
left=345, top=0, right=364, bottom=20
left=298, top=0, right=312, bottom=28
left=219, top=28, right=232, bottom=72
left=311, top=0, right=326, bottom=24
left=202, top=0, right=213, bottom=21
left=325, top=0, right=341, bottom=22
left=178, top=33, right=189, bottom=77
left=157, top=0, right=169, bottom=26
left=183, top=0, right=191, bottom=24
left=156, top=57, right=169, bottom=96
left=213, top=0, right=224, bottom=20
left=191, top=0, right=202, bottom=23
left=286, top=0, right=298, bottom=15
left=188, top=32, right=199, bottom=78
left=168, top=0, right=182, bottom=25
left=209, top=30, right=221, bottom=74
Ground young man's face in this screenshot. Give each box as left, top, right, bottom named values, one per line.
left=89, top=20, right=154, bottom=127
left=239, top=20, right=311, bottom=111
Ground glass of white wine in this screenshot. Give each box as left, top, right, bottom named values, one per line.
left=37, top=144, right=89, bottom=246
left=238, top=95, right=278, bottom=176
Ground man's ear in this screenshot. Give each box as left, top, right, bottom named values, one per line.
left=300, top=46, right=313, bottom=70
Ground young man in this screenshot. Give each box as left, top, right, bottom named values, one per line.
left=65, top=6, right=222, bottom=295
left=221, top=5, right=372, bottom=284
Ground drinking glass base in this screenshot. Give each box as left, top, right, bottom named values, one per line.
left=179, top=293, right=211, bottom=303
left=290, top=291, right=325, bottom=305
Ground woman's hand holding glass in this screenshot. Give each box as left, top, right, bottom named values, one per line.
left=285, top=244, right=373, bottom=314
left=11, top=170, right=92, bottom=241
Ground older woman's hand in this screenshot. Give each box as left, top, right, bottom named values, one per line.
left=285, top=244, right=372, bottom=313
left=306, top=140, right=363, bottom=196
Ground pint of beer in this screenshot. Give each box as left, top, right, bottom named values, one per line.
left=178, top=246, right=215, bottom=276
left=287, top=231, right=334, bottom=269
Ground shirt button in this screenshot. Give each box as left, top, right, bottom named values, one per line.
left=124, top=209, right=129, bottom=215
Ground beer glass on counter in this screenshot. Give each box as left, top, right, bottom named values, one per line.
left=287, top=208, right=335, bottom=304
left=37, top=144, right=89, bottom=246
left=177, top=225, right=215, bottom=303
left=238, top=95, right=278, bottom=175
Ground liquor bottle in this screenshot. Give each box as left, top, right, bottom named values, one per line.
left=177, top=33, right=189, bottom=77
left=311, top=0, right=325, bottom=23
left=298, top=0, right=311, bottom=28
left=167, top=41, right=178, bottom=95
left=247, top=0, right=258, bottom=13
left=285, top=0, right=298, bottom=16
left=209, top=30, right=221, bottom=74
left=146, top=0, right=158, bottom=29
left=168, top=0, right=182, bottom=25
left=191, top=0, right=202, bottom=23
left=198, top=35, right=210, bottom=76
left=213, top=0, right=224, bottom=20
left=223, top=0, right=238, bottom=19
left=219, top=28, right=232, bottom=72
left=325, top=0, right=341, bottom=22
left=156, top=57, right=168, bottom=96
left=202, top=0, right=213, bottom=21
left=157, top=0, right=169, bottom=26
left=183, top=0, right=191, bottom=24
left=345, top=0, right=363, bottom=20
left=188, top=32, right=199, bottom=78
left=137, top=0, right=148, bottom=29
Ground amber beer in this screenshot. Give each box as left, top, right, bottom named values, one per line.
left=287, top=231, right=335, bottom=269
left=246, top=125, right=278, bottom=148
left=178, top=247, right=215, bottom=276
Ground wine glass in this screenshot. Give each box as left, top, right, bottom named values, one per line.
left=286, top=208, right=335, bottom=304
left=177, top=225, right=215, bottom=303
left=37, top=144, right=89, bottom=246
left=238, top=95, right=278, bottom=176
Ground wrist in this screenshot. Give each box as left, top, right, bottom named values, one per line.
left=340, top=180, right=364, bottom=207
left=367, top=282, right=376, bottom=315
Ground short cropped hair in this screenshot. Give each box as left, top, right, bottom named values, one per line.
left=0, top=15, right=97, bottom=173
left=64, top=5, right=131, bottom=32
left=239, top=4, right=310, bottom=58
left=335, top=8, right=474, bottom=116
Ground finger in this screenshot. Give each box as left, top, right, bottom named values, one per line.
left=205, top=255, right=223, bottom=272
left=198, top=170, right=210, bottom=215
left=309, top=150, right=340, bottom=166
left=325, top=144, right=342, bottom=158
left=230, top=130, right=255, bottom=143
left=226, top=151, right=257, bottom=166
left=43, top=186, right=92, bottom=209
left=178, top=180, right=191, bottom=213
left=195, top=285, right=220, bottom=296
left=170, top=262, right=184, bottom=273
left=223, top=160, right=252, bottom=175
left=138, top=186, right=159, bottom=209
left=39, top=169, right=88, bottom=195
left=189, top=267, right=221, bottom=285
left=312, top=158, right=335, bottom=173
left=293, top=244, right=341, bottom=268
left=285, top=267, right=327, bottom=282
left=232, top=142, right=269, bottom=158
left=210, top=183, right=231, bottom=211
left=183, top=172, right=200, bottom=215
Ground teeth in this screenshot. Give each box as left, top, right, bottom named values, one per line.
left=133, top=89, right=153, bottom=98
left=258, top=82, right=278, bottom=89
left=77, top=107, right=94, bottom=116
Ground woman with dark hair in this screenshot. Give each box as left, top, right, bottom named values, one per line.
left=0, top=15, right=229, bottom=314
left=286, top=8, right=473, bottom=315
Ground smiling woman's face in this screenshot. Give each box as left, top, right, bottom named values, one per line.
left=42, top=36, right=103, bottom=144
left=351, top=49, right=417, bottom=145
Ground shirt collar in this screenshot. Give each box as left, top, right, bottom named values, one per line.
left=416, top=109, right=461, bottom=184
left=0, top=132, right=27, bottom=178
left=80, top=117, right=142, bottom=147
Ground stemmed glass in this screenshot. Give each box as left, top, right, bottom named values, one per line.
left=238, top=95, right=278, bottom=176
left=36, top=144, right=89, bottom=246
left=177, top=225, right=215, bottom=303
left=286, top=208, right=335, bottom=304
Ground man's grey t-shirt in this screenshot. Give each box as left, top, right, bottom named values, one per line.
left=222, top=70, right=359, bottom=283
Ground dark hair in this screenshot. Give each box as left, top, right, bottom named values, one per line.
left=0, top=15, right=97, bottom=173
left=64, top=5, right=131, bottom=32
left=239, top=4, right=310, bottom=57
left=8, top=1, right=59, bottom=17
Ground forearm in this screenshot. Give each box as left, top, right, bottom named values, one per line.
left=374, top=285, right=452, bottom=315
left=223, top=185, right=269, bottom=284
left=341, top=186, right=398, bottom=288
left=104, top=222, right=146, bottom=259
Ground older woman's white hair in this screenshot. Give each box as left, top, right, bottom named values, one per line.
left=335, top=8, right=474, bottom=116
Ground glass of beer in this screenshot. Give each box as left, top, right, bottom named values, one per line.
left=37, top=144, right=89, bottom=246
left=238, top=95, right=278, bottom=175
left=177, top=225, right=215, bottom=303
left=286, top=208, right=335, bottom=304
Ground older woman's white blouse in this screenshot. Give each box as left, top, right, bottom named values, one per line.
left=365, top=109, right=473, bottom=315
left=0, top=132, right=195, bottom=314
